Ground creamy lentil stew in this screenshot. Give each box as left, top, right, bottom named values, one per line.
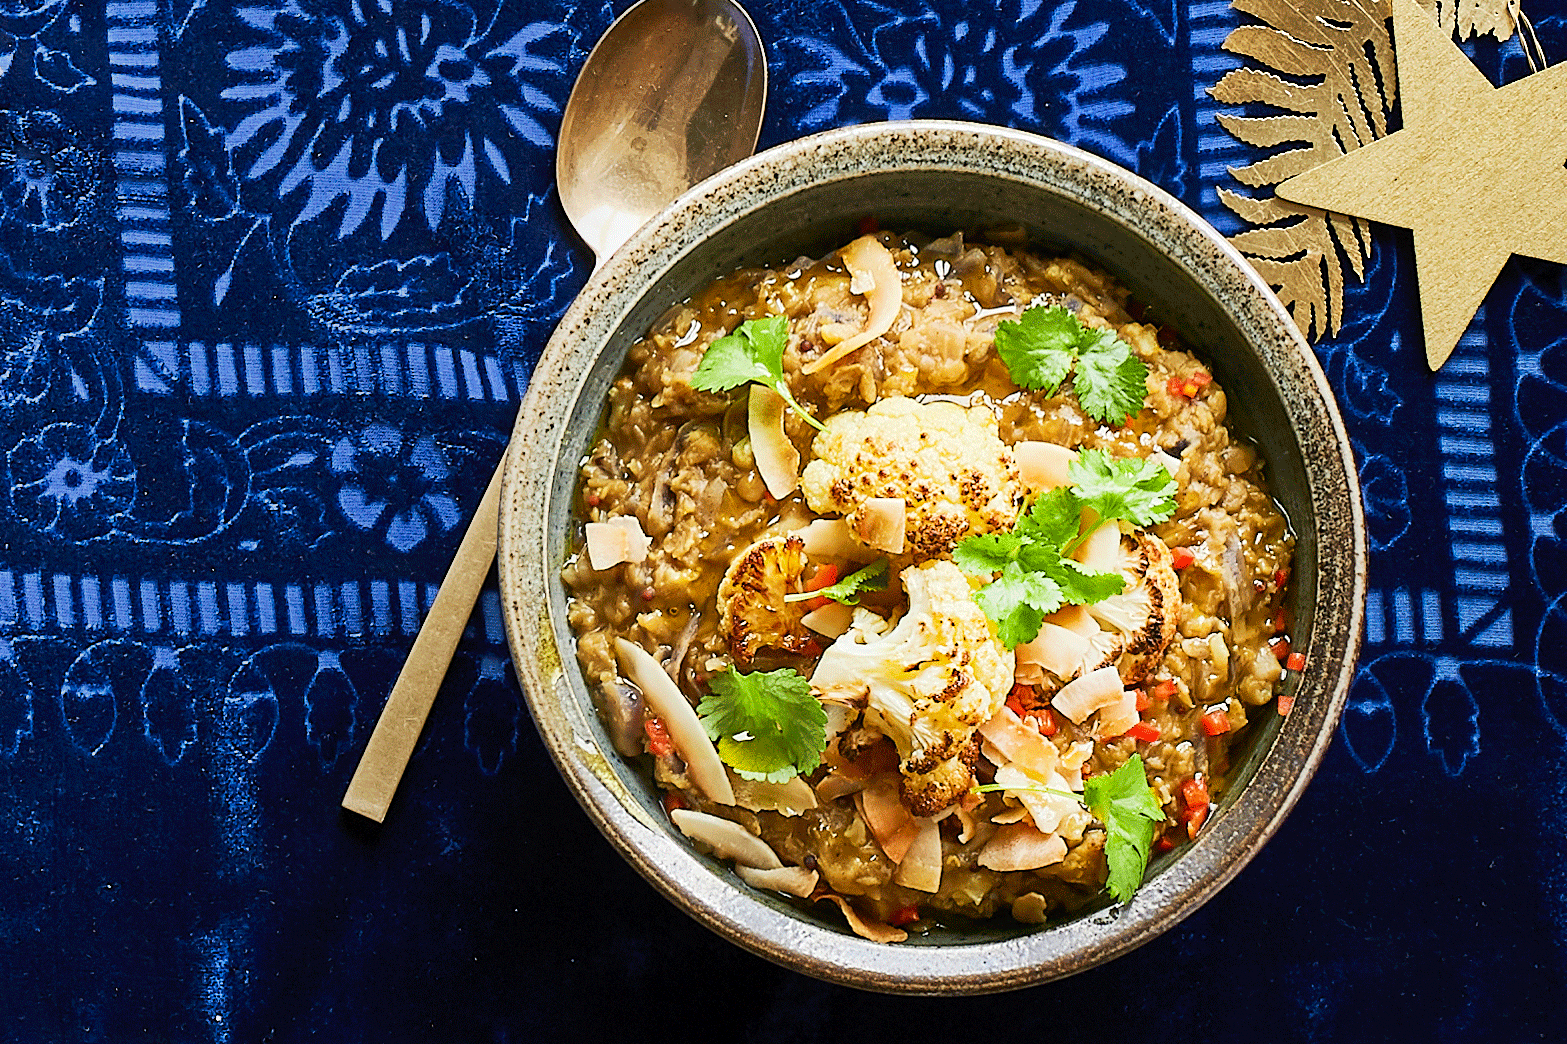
left=562, top=230, right=1294, bottom=941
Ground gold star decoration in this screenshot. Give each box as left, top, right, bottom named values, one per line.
left=1275, top=0, right=1567, bottom=370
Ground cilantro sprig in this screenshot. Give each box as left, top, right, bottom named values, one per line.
left=1083, top=755, right=1166, bottom=903
left=696, top=667, right=828, bottom=783
left=977, top=753, right=1167, bottom=903
left=995, top=305, right=1150, bottom=426
left=689, top=316, right=824, bottom=431
left=783, top=560, right=889, bottom=606
left=953, top=449, right=1176, bottom=647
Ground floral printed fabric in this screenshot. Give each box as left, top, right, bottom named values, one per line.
left=0, top=0, right=1563, bottom=1037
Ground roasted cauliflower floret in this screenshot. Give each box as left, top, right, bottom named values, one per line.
left=810, top=560, right=1014, bottom=816
left=1089, top=530, right=1181, bottom=684
left=801, top=397, right=1024, bottom=561
left=717, top=535, right=814, bottom=666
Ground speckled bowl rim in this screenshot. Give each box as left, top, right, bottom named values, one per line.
left=497, top=121, right=1366, bottom=995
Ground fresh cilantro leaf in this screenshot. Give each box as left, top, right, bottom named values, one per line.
left=993, top=304, right=1152, bottom=426
left=1068, top=449, right=1176, bottom=529
left=1074, top=338, right=1150, bottom=426
left=696, top=668, right=827, bottom=783
left=783, top=560, right=890, bottom=605
left=973, top=561, right=1064, bottom=648
left=994, top=306, right=1078, bottom=393
left=955, top=449, right=1175, bottom=647
left=1083, top=754, right=1166, bottom=903
left=813, top=558, right=887, bottom=605
left=1014, top=487, right=1085, bottom=549
left=689, top=316, right=824, bottom=431
left=952, top=531, right=1026, bottom=574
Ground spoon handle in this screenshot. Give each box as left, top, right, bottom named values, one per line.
left=341, top=459, right=503, bottom=822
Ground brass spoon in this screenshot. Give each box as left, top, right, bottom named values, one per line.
left=343, top=0, right=767, bottom=822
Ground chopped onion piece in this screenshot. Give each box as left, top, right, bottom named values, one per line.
left=748, top=385, right=800, bottom=499
left=1051, top=664, right=1125, bottom=725
left=1015, top=441, right=1077, bottom=490
left=802, top=235, right=903, bottom=374
left=615, top=638, right=735, bottom=805
left=736, top=864, right=819, bottom=898
left=670, top=809, right=781, bottom=869
left=978, top=823, right=1068, bottom=871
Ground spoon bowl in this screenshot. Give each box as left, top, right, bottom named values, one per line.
left=557, top=0, right=767, bottom=264
left=341, top=0, right=767, bottom=823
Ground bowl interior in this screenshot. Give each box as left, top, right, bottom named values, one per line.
left=502, top=123, right=1363, bottom=993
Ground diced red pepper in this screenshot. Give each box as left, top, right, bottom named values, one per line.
left=1167, top=371, right=1212, bottom=398
left=1151, top=678, right=1178, bottom=701
left=1171, top=545, right=1196, bottom=570
left=1186, top=803, right=1210, bottom=838
left=1272, top=608, right=1289, bottom=634
left=1274, top=568, right=1289, bottom=588
left=1033, top=709, right=1058, bottom=737
left=887, top=904, right=920, bottom=927
left=803, top=562, right=840, bottom=610
left=1135, top=690, right=1151, bottom=713
left=1269, top=637, right=1291, bottom=662
left=1125, top=721, right=1160, bottom=743
left=1277, top=693, right=1296, bottom=716
left=1286, top=651, right=1306, bottom=672
left=1155, top=834, right=1176, bottom=853
left=1006, top=686, right=1031, bottom=719
left=661, top=790, right=688, bottom=814
left=644, top=716, right=675, bottom=757
left=585, top=492, right=601, bottom=507
left=1180, top=777, right=1210, bottom=838
left=1200, top=710, right=1232, bottom=736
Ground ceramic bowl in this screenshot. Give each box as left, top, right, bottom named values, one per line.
left=496, top=121, right=1366, bottom=994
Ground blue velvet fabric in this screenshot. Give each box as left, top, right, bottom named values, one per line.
left=1, top=0, right=1563, bottom=1037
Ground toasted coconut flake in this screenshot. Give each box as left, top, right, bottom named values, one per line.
left=1096, top=685, right=1140, bottom=739
left=856, top=774, right=920, bottom=863
left=893, top=817, right=943, bottom=893
left=748, top=385, right=801, bottom=499
left=1017, top=622, right=1092, bottom=681
left=736, top=864, right=820, bottom=898
left=1074, top=518, right=1122, bottom=575
left=990, top=804, right=1030, bottom=824
left=584, top=515, right=651, bottom=570
left=670, top=809, right=781, bottom=869
left=795, top=517, right=876, bottom=561
left=978, top=707, right=1059, bottom=779
left=979, top=822, right=1068, bottom=871
left=856, top=497, right=906, bottom=554
left=802, top=601, right=855, bottom=638
left=817, top=893, right=908, bottom=944
left=814, top=772, right=867, bottom=802
left=994, top=764, right=1081, bottom=834
left=732, top=774, right=817, bottom=816
left=1045, top=605, right=1099, bottom=638
left=1015, top=441, right=1076, bottom=490
left=615, top=638, right=735, bottom=805
left=802, top=236, right=902, bottom=374
left=1051, top=664, right=1125, bottom=725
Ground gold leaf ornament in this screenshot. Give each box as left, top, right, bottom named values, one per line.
left=1208, top=0, right=1395, bottom=341
left=1276, top=0, right=1567, bottom=370
left=1209, top=0, right=1532, bottom=343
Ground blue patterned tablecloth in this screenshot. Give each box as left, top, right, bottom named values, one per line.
left=2, top=0, right=1564, bottom=1037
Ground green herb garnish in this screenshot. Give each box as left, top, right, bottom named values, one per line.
left=1083, top=754, right=1166, bottom=903
left=696, top=667, right=828, bottom=783
left=783, top=560, right=889, bottom=606
left=690, top=316, right=824, bottom=431
left=976, top=754, right=1166, bottom=902
left=953, top=449, right=1175, bottom=647
left=995, top=305, right=1150, bottom=426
